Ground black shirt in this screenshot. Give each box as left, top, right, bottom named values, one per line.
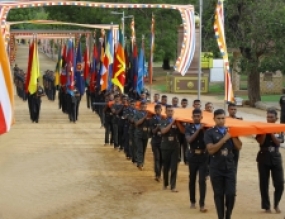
left=204, top=127, right=235, bottom=170
left=160, top=118, right=180, bottom=149
left=150, top=114, right=162, bottom=144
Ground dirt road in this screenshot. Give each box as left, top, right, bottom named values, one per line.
left=0, top=45, right=284, bottom=219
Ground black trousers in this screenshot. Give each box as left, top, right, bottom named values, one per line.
left=161, top=146, right=179, bottom=190
left=210, top=167, right=236, bottom=219
left=189, top=160, right=207, bottom=207
left=32, top=99, right=41, bottom=122
left=257, top=161, right=284, bottom=209
left=151, top=142, right=162, bottom=177
left=104, top=116, right=113, bottom=144
left=136, top=137, right=148, bottom=166
left=123, top=126, right=130, bottom=157
left=179, top=133, right=188, bottom=164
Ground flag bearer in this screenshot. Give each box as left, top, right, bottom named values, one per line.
left=111, top=94, right=124, bottom=149
left=128, top=99, right=138, bottom=164
left=32, top=81, right=45, bottom=123
left=103, top=93, right=114, bottom=146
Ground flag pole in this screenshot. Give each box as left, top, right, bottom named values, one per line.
left=197, top=0, right=203, bottom=100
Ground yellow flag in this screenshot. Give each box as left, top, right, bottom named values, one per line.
left=28, top=41, right=40, bottom=94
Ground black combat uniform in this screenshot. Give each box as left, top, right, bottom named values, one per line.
left=134, top=110, right=149, bottom=167
left=256, top=133, right=284, bottom=210
left=32, top=86, right=45, bottom=123
left=160, top=118, right=180, bottom=190
left=112, top=103, right=124, bottom=148
left=104, top=101, right=114, bottom=145
left=279, top=96, right=285, bottom=123
left=122, top=106, right=131, bottom=158
left=128, top=107, right=137, bottom=163
left=150, top=114, right=162, bottom=179
left=204, top=127, right=236, bottom=219
left=179, top=122, right=188, bottom=164
left=185, top=123, right=208, bottom=208
left=74, top=88, right=81, bottom=121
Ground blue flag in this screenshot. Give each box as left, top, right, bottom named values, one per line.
left=75, top=42, right=85, bottom=95
left=137, top=48, right=145, bottom=94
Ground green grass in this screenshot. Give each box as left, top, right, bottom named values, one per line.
left=209, top=83, right=224, bottom=94
left=217, top=94, right=280, bottom=102
left=153, top=84, right=167, bottom=92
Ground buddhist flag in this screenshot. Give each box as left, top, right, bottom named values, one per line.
left=105, top=29, right=114, bottom=90
left=28, top=40, right=40, bottom=95
left=0, top=32, right=14, bottom=134
left=214, top=0, right=234, bottom=103
left=25, top=40, right=34, bottom=93
left=112, top=28, right=125, bottom=93
left=54, top=41, right=62, bottom=86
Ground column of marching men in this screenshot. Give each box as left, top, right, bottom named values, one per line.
left=97, top=91, right=284, bottom=219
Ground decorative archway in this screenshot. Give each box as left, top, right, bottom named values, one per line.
left=0, top=1, right=195, bottom=76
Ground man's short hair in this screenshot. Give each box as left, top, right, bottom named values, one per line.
left=192, top=108, right=202, bottom=115
left=155, top=104, right=162, bottom=110
left=214, top=109, right=225, bottom=117
left=162, top=95, right=167, bottom=99
left=267, top=108, right=278, bottom=117
left=166, top=104, right=172, bottom=109
left=228, top=103, right=237, bottom=108
left=193, top=99, right=201, bottom=104
left=181, top=98, right=188, bottom=102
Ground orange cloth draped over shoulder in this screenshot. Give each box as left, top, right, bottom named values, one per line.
left=145, top=104, right=285, bottom=137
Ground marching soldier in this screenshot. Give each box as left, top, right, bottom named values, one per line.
left=228, top=103, right=242, bottom=172
left=118, top=95, right=129, bottom=151
left=205, top=102, right=214, bottom=113
left=255, top=109, right=284, bottom=214
left=31, top=81, right=45, bottom=123
left=160, top=105, right=180, bottom=192
left=103, top=93, right=114, bottom=146
left=193, top=99, right=201, bottom=109
left=204, top=109, right=242, bottom=219
left=160, top=95, right=168, bottom=106
left=185, top=108, right=208, bottom=213
left=134, top=100, right=150, bottom=170
left=122, top=98, right=131, bottom=159
left=74, top=86, right=81, bottom=121
left=128, top=99, right=137, bottom=163
left=150, top=104, right=163, bottom=181
left=111, top=94, right=124, bottom=149
left=181, top=98, right=188, bottom=108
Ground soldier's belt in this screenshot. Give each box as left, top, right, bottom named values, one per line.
left=143, top=127, right=148, bottom=131
left=260, top=146, right=279, bottom=153
left=190, top=149, right=205, bottom=154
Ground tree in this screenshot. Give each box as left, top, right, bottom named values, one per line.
left=225, top=0, right=285, bottom=106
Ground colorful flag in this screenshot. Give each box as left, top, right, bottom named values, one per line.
left=137, top=47, right=145, bottom=94
left=84, top=34, right=90, bottom=83
left=54, top=41, right=62, bottom=86
left=75, top=42, right=85, bottom=95
left=112, top=28, right=126, bottom=93
left=0, top=30, right=14, bottom=134
left=214, top=0, right=234, bottom=102
left=25, top=41, right=34, bottom=93
left=66, top=39, right=75, bottom=91
left=131, top=44, right=138, bottom=90
left=105, top=29, right=114, bottom=90
left=60, top=43, right=67, bottom=86
left=28, top=40, right=40, bottom=94
left=149, top=13, right=155, bottom=85
left=89, top=43, right=99, bottom=92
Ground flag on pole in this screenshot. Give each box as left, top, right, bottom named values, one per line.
left=137, top=47, right=145, bottom=94
left=54, top=41, right=62, bottom=86
left=0, top=30, right=14, bottom=134
left=149, top=13, right=155, bottom=85
left=214, top=0, right=234, bottom=103
left=105, top=29, right=114, bottom=90
left=60, top=43, right=67, bottom=86
left=25, top=40, right=34, bottom=93
left=112, top=27, right=126, bottom=93
left=130, top=18, right=136, bottom=51
left=84, top=34, right=90, bottom=83
left=100, top=32, right=109, bottom=91
left=75, top=42, right=85, bottom=95
left=66, top=39, right=75, bottom=91
left=131, top=44, right=138, bottom=90
left=28, top=40, right=40, bottom=95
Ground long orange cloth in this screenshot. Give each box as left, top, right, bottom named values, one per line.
left=146, top=104, right=285, bottom=137
left=107, top=101, right=285, bottom=137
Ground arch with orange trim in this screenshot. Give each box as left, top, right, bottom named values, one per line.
left=0, top=1, right=196, bottom=76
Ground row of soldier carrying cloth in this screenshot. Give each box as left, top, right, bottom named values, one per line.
left=101, top=92, right=284, bottom=219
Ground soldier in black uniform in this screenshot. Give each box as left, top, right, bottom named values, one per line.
left=122, top=98, right=131, bottom=159
left=160, top=95, right=168, bottom=106
left=228, top=103, right=242, bottom=172
left=134, top=101, right=149, bottom=170
left=32, top=82, right=45, bottom=123
left=279, top=95, right=285, bottom=124
left=74, top=87, right=81, bottom=121
left=103, top=93, right=114, bottom=146
left=150, top=104, right=163, bottom=181
left=185, top=108, right=208, bottom=212
left=118, top=95, right=129, bottom=151
left=204, top=109, right=242, bottom=219
left=193, top=99, right=201, bottom=109
left=181, top=98, right=188, bottom=108
left=160, top=105, right=180, bottom=192
left=205, top=102, right=214, bottom=113
left=255, top=109, right=284, bottom=214
left=111, top=94, right=124, bottom=149
left=128, top=100, right=137, bottom=163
